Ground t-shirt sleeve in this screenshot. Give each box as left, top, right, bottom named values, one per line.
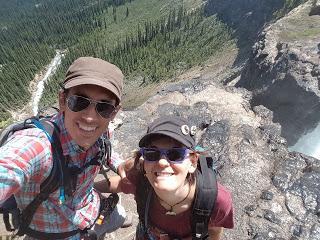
left=208, top=183, right=234, bottom=229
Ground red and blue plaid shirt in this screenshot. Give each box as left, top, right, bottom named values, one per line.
left=0, top=113, right=121, bottom=239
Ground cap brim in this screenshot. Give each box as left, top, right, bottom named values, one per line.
left=139, top=131, right=192, bottom=148
left=64, top=77, right=121, bottom=102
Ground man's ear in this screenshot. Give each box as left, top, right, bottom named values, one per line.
left=59, top=91, right=67, bottom=112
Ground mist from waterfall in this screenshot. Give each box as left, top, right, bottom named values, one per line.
left=289, top=122, right=320, bottom=160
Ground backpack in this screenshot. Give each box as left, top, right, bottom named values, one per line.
left=0, top=116, right=112, bottom=239
left=135, top=155, right=218, bottom=240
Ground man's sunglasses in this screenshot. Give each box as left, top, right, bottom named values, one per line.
left=67, top=95, right=116, bottom=119
left=139, top=147, right=189, bottom=163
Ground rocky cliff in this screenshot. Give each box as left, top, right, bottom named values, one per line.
left=109, top=1, right=320, bottom=239
left=111, top=73, right=320, bottom=239
left=204, top=0, right=283, bottom=42
left=203, top=0, right=303, bottom=65
left=236, top=0, right=320, bottom=147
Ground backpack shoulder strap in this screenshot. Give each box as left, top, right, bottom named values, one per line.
left=104, top=134, right=112, bottom=163
left=0, top=120, right=35, bottom=147
left=191, top=156, right=218, bottom=240
left=38, top=119, right=66, bottom=194
left=135, top=174, right=153, bottom=240
left=136, top=175, right=152, bottom=227
left=17, top=118, right=67, bottom=236
left=68, top=135, right=111, bottom=180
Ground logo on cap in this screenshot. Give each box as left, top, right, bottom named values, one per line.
left=181, top=125, right=197, bottom=136
left=181, top=125, right=190, bottom=135
left=190, top=126, right=197, bottom=136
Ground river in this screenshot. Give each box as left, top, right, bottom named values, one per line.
left=32, top=50, right=64, bottom=115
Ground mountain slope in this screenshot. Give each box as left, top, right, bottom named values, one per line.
left=236, top=0, right=320, bottom=148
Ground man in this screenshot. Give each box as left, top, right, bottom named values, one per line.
left=0, top=57, right=128, bottom=239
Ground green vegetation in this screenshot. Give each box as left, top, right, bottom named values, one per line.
left=0, top=117, right=13, bottom=129
left=284, top=26, right=320, bottom=39
left=274, top=0, right=308, bottom=18
left=0, top=0, right=233, bottom=121
left=279, top=16, right=320, bottom=41
left=106, top=9, right=231, bottom=80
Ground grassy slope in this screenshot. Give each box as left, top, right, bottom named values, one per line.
left=278, top=8, right=320, bottom=41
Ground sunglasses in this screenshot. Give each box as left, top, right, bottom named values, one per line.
left=140, top=147, right=189, bottom=163
left=67, top=95, right=116, bottom=119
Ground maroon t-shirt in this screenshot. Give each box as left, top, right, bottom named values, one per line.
left=120, top=172, right=234, bottom=238
left=148, top=183, right=233, bottom=238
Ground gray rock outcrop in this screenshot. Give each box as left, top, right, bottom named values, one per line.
left=236, top=0, right=320, bottom=147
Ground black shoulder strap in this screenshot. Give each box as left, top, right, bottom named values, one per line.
left=191, top=156, right=218, bottom=240
left=136, top=175, right=152, bottom=227
left=0, top=121, right=35, bottom=147
left=39, top=119, right=66, bottom=193
left=16, top=118, right=68, bottom=237
left=104, top=134, right=112, bottom=163
left=135, top=174, right=154, bottom=240
left=67, top=135, right=111, bottom=182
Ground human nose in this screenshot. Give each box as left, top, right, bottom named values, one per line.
left=158, top=155, right=170, bottom=166
left=81, top=102, right=99, bottom=121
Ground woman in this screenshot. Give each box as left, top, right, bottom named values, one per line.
left=99, top=115, right=234, bottom=240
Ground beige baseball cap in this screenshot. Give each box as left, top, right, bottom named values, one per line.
left=63, top=57, right=124, bottom=103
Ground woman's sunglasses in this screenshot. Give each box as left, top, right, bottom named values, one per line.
left=140, top=147, right=189, bottom=163
left=67, top=95, right=116, bottom=119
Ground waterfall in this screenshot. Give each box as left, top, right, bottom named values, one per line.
left=289, top=122, right=320, bottom=159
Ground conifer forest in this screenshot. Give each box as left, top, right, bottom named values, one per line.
left=0, top=0, right=305, bottom=124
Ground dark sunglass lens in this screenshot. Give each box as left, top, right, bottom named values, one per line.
left=143, top=149, right=161, bottom=162
left=167, top=149, right=185, bottom=162
left=96, top=103, right=115, bottom=118
left=68, top=96, right=90, bottom=112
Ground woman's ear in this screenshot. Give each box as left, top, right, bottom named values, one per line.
left=188, top=153, right=199, bottom=174
left=59, top=91, right=67, bottom=112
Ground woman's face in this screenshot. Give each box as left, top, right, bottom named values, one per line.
left=143, top=136, right=197, bottom=192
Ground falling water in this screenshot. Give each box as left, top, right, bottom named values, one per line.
left=288, top=122, right=320, bottom=159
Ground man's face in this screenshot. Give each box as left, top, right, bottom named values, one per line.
left=59, top=84, right=120, bottom=149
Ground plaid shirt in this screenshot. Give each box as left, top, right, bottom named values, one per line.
left=0, top=113, right=122, bottom=239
